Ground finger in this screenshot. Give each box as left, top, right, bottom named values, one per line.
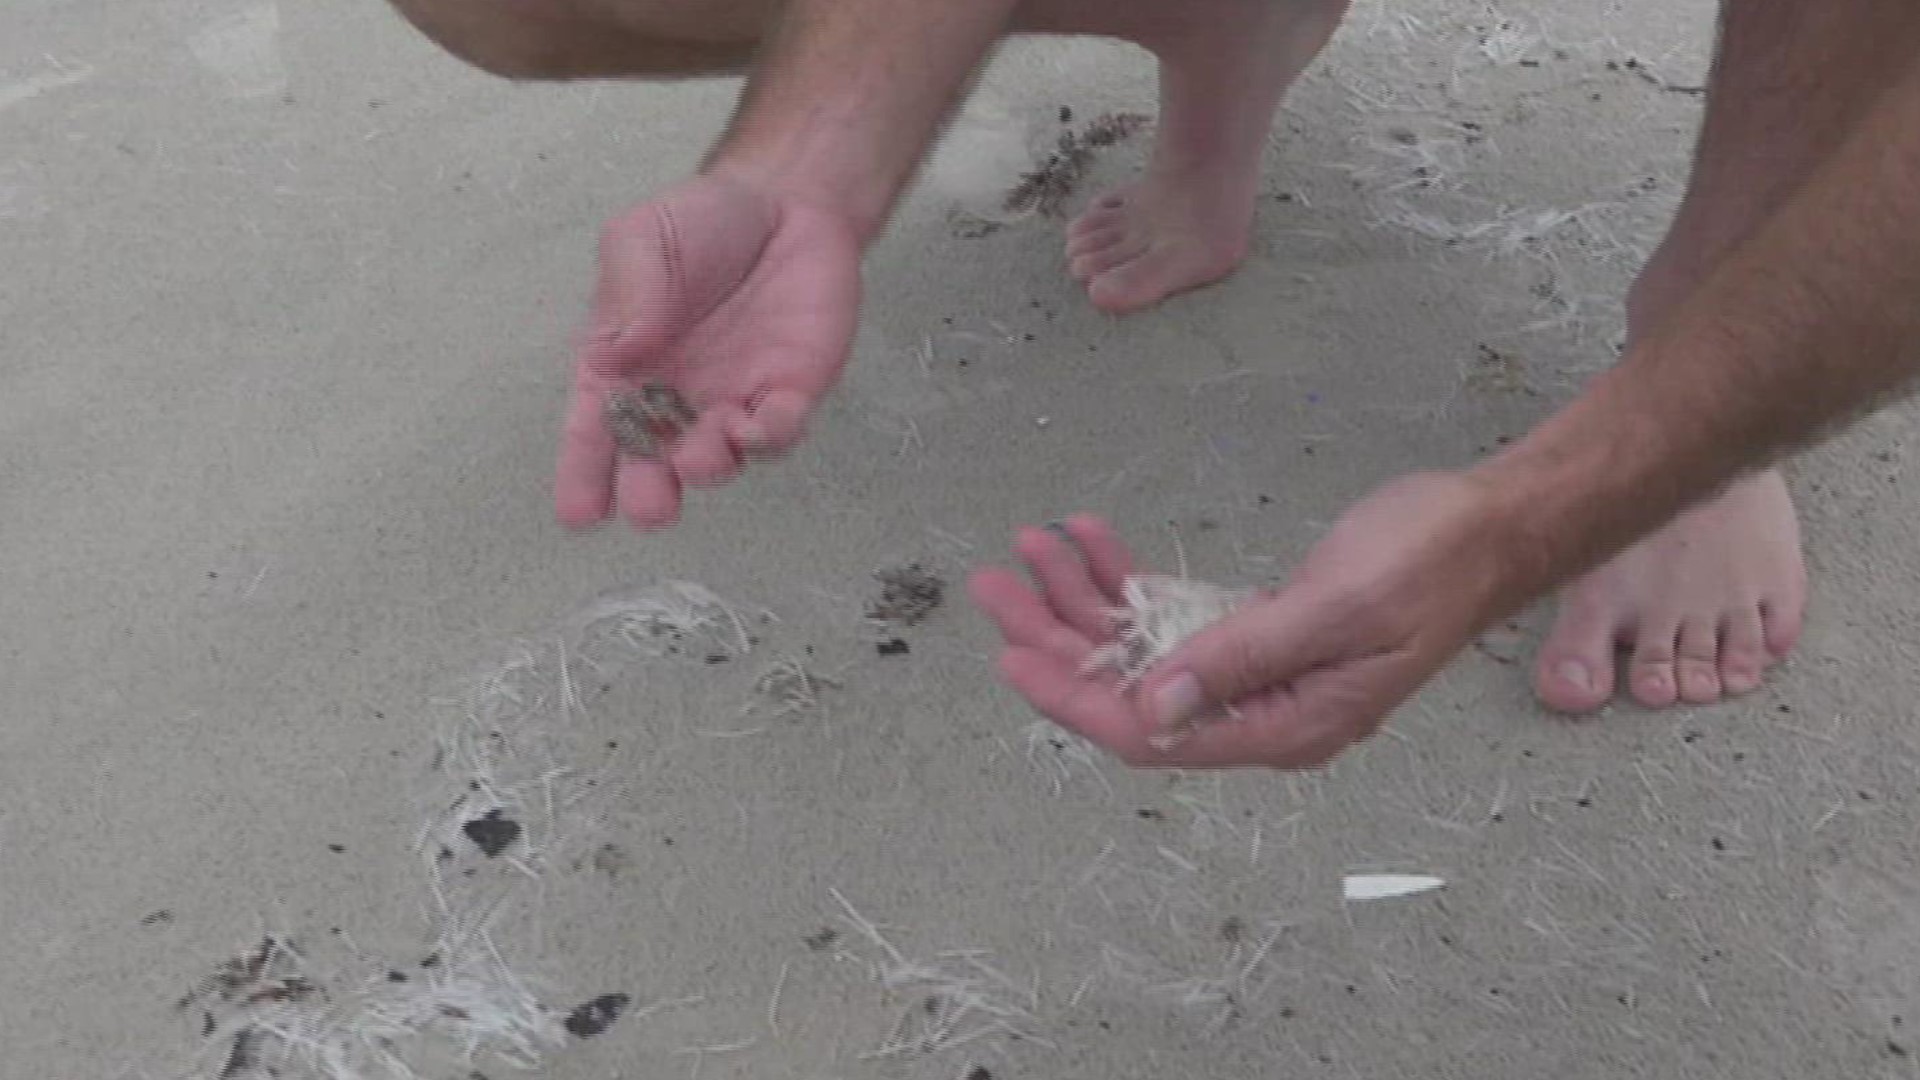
left=1134, top=588, right=1335, bottom=734
left=1057, top=514, right=1134, bottom=601
left=580, top=219, right=681, bottom=380
left=614, top=455, right=682, bottom=530
left=996, top=646, right=1341, bottom=768
left=997, top=646, right=1154, bottom=754
left=1013, top=525, right=1117, bottom=640
left=968, top=568, right=1093, bottom=661
left=554, top=385, right=616, bottom=528
left=996, top=638, right=1369, bottom=770
left=1136, top=681, right=1349, bottom=769
left=670, top=405, right=746, bottom=488
left=729, top=386, right=813, bottom=459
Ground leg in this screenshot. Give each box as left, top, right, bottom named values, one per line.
left=1057, top=0, right=1350, bottom=314
left=390, top=0, right=1346, bottom=312
left=1534, top=0, right=1920, bottom=711
left=384, top=0, right=776, bottom=79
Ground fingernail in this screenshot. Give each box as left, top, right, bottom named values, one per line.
left=1555, top=660, right=1593, bottom=692
left=1153, top=672, right=1205, bottom=727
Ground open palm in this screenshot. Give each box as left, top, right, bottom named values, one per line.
left=969, top=474, right=1509, bottom=768
left=555, top=173, right=862, bottom=529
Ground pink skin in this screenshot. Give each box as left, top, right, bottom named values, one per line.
left=1058, top=0, right=1348, bottom=315
left=1532, top=470, right=1805, bottom=711
left=554, top=172, right=861, bottom=530
left=969, top=515, right=1358, bottom=768
left=970, top=472, right=1495, bottom=768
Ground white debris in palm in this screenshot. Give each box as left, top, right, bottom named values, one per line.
left=1079, top=574, right=1252, bottom=691
left=1076, top=573, right=1255, bottom=750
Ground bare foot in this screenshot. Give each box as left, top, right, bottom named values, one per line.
left=1066, top=178, right=1253, bottom=315
left=1533, top=469, right=1808, bottom=711
left=1064, top=0, right=1347, bottom=314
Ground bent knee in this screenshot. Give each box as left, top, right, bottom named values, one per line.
left=386, top=0, right=578, bottom=78
left=388, top=0, right=753, bottom=80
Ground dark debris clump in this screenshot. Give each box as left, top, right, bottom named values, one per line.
left=1003, top=112, right=1153, bottom=217
left=564, top=993, right=632, bottom=1038
left=867, top=563, right=946, bottom=626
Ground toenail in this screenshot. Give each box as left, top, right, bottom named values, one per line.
left=1555, top=660, right=1594, bottom=693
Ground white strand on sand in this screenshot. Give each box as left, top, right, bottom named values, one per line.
left=175, top=582, right=751, bottom=1080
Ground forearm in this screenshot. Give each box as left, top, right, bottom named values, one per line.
left=702, top=0, right=1020, bottom=245
left=1475, top=48, right=1920, bottom=610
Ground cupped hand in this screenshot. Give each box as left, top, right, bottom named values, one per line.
left=968, top=471, right=1516, bottom=768
left=555, top=171, right=863, bottom=530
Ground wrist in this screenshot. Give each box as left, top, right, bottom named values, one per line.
left=703, top=134, right=897, bottom=248
left=1454, top=456, right=1569, bottom=619
left=1460, top=357, right=1694, bottom=612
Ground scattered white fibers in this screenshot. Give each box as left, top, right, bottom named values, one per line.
left=171, top=581, right=755, bottom=1080
left=828, top=889, right=1050, bottom=1060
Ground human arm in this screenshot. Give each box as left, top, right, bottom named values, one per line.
left=555, top=0, right=1018, bottom=529
left=702, top=0, right=1024, bottom=245
left=973, top=46, right=1920, bottom=765
left=1472, top=50, right=1920, bottom=613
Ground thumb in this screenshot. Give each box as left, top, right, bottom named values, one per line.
left=579, top=231, right=681, bottom=381
left=1136, top=587, right=1335, bottom=730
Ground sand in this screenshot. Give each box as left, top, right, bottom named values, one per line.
left=5, top=0, right=1920, bottom=1077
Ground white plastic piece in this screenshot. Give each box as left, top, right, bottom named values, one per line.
left=1342, top=874, right=1447, bottom=902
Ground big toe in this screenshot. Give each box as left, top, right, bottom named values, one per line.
left=1762, top=588, right=1807, bottom=658
left=1534, top=604, right=1620, bottom=713
left=1086, top=253, right=1173, bottom=314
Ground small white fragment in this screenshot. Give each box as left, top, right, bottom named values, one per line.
left=1342, top=873, right=1446, bottom=902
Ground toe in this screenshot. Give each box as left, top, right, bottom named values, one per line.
left=1533, top=601, right=1621, bottom=713
left=1626, top=624, right=1682, bottom=708
left=1718, top=606, right=1768, bottom=696
left=1760, top=587, right=1807, bottom=659
left=1674, top=618, right=1723, bottom=705
left=1087, top=255, right=1173, bottom=315
left=1072, top=239, right=1148, bottom=288
left=1067, top=201, right=1127, bottom=238
left=1065, top=224, right=1127, bottom=260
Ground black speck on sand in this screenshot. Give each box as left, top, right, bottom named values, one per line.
left=462, top=808, right=521, bottom=857
left=564, top=993, right=631, bottom=1038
